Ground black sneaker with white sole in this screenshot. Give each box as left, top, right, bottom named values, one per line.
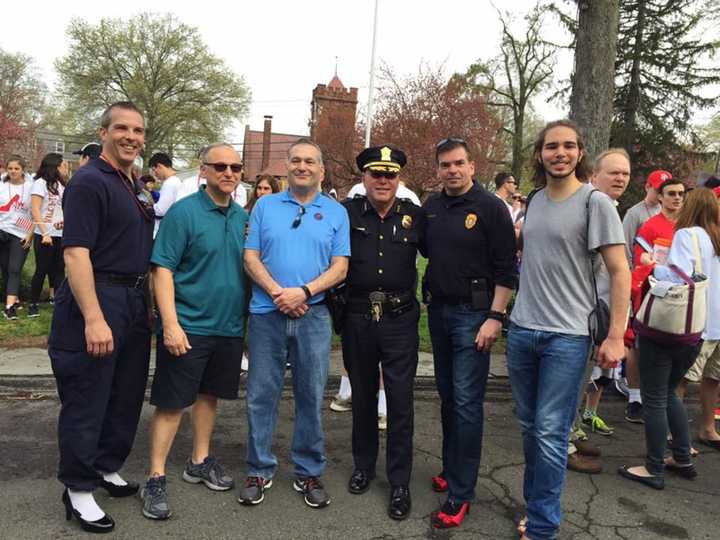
left=28, top=303, right=40, bottom=318
left=182, top=456, right=233, bottom=491
left=293, top=476, right=330, bottom=508
left=625, top=401, right=644, bottom=424
left=3, top=305, right=18, bottom=320
left=238, top=476, right=273, bottom=505
left=141, top=476, right=171, bottom=520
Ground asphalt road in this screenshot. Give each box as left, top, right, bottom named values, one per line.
left=0, top=386, right=717, bottom=539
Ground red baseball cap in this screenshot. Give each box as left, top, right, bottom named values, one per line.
left=713, top=186, right=720, bottom=198
left=646, top=169, right=673, bottom=190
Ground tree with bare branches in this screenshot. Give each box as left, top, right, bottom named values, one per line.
left=463, top=4, right=556, bottom=182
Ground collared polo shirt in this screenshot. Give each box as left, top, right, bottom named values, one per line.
left=246, top=189, right=350, bottom=314
left=151, top=186, right=249, bottom=337
left=62, top=157, right=153, bottom=275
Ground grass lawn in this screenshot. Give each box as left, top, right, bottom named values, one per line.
left=0, top=247, right=54, bottom=348
left=2, top=252, right=505, bottom=354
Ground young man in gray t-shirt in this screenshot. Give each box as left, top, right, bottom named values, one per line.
left=507, top=121, right=630, bottom=540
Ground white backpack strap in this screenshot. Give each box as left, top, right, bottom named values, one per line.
left=690, top=228, right=703, bottom=275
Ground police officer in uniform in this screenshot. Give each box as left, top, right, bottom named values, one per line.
left=341, top=145, right=425, bottom=520
left=49, top=101, right=154, bottom=533
left=423, top=138, right=517, bottom=529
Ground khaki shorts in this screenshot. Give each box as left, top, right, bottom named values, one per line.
left=685, top=340, right=720, bottom=382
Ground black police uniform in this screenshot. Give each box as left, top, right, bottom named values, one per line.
left=422, top=180, right=517, bottom=505
left=341, top=193, right=425, bottom=488
left=49, top=157, right=154, bottom=491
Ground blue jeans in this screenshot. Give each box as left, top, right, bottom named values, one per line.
left=246, top=305, right=331, bottom=479
left=428, top=303, right=490, bottom=503
left=506, top=323, right=591, bottom=540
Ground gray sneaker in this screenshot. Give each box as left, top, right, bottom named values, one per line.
left=182, top=456, right=234, bottom=491
left=238, top=475, right=273, bottom=505
left=141, top=476, right=171, bottom=520
left=293, top=476, right=331, bottom=508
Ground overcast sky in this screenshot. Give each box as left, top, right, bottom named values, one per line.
left=4, top=1, right=577, bottom=141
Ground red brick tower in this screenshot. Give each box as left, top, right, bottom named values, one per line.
left=310, top=75, right=360, bottom=193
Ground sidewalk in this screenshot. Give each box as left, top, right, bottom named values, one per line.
left=0, top=347, right=510, bottom=379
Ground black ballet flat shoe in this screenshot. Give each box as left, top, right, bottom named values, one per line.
left=100, top=479, right=140, bottom=497
left=665, top=462, right=697, bottom=480
left=62, top=489, right=115, bottom=534
left=617, top=466, right=664, bottom=490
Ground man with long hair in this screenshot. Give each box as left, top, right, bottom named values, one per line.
left=508, top=120, right=630, bottom=540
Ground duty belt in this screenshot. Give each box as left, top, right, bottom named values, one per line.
left=94, top=272, right=148, bottom=289
left=347, top=290, right=415, bottom=321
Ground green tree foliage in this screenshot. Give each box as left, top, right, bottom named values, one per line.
left=0, top=49, right=46, bottom=159
left=612, top=0, right=720, bottom=176
left=55, top=13, right=251, bottom=164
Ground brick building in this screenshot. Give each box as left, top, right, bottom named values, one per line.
left=309, top=75, right=360, bottom=194
left=242, top=74, right=360, bottom=193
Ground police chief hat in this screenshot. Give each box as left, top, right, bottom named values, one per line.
left=356, top=145, right=407, bottom=174
left=73, top=142, right=102, bottom=159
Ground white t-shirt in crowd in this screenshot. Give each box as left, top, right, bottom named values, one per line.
left=495, top=192, right=514, bottom=216
left=31, top=178, right=64, bottom=238
left=347, top=182, right=421, bottom=206
left=176, top=175, right=248, bottom=206
left=0, top=178, right=34, bottom=239
left=153, top=174, right=182, bottom=237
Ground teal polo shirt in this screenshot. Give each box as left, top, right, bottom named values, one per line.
left=151, top=186, right=249, bottom=337
left=245, top=190, right=350, bottom=314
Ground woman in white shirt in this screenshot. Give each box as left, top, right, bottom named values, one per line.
left=27, top=153, right=69, bottom=318
left=0, top=155, right=34, bottom=320
left=620, top=187, right=720, bottom=488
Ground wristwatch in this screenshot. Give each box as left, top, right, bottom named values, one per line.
left=486, top=310, right=506, bottom=323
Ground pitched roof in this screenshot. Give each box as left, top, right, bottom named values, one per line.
left=328, top=75, right=345, bottom=90
left=242, top=129, right=304, bottom=181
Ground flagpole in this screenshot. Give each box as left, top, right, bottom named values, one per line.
left=364, top=0, right=380, bottom=147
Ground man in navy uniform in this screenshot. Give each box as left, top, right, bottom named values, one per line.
left=49, top=101, right=154, bottom=533
left=341, top=146, right=425, bottom=520
left=423, top=137, right=517, bottom=529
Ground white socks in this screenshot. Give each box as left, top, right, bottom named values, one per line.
left=628, top=388, right=642, bottom=404
left=241, top=353, right=249, bottom=371
left=378, top=389, right=387, bottom=416
left=67, top=490, right=105, bottom=521
left=338, top=376, right=352, bottom=400
left=102, top=471, right=128, bottom=486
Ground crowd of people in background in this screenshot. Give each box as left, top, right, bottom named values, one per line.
left=2, top=100, right=720, bottom=540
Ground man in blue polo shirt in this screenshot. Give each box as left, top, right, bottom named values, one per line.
left=140, top=143, right=249, bottom=520
left=239, top=138, right=349, bottom=509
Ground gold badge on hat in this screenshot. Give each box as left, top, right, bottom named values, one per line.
left=401, top=215, right=412, bottom=229
left=465, top=213, right=477, bottom=229
left=380, top=146, right=392, bottom=162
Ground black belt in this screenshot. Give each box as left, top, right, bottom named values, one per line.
left=429, top=295, right=472, bottom=305
left=346, top=290, right=414, bottom=315
left=94, top=272, right=148, bottom=289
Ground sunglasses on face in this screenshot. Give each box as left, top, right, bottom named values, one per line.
left=369, top=171, right=398, bottom=180
left=292, top=205, right=306, bottom=229
left=436, top=137, right=467, bottom=148
left=204, top=162, right=243, bottom=173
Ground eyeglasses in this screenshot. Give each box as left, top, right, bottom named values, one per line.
left=291, top=205, right=306, bottom=228
left=203, top=162, right=243, bottom=173
left=369, top=171, right=398, bottom=180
